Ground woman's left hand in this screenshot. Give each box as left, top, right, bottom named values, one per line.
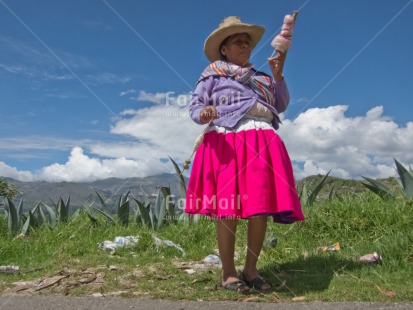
left=268, top=50, right=287, bottom=82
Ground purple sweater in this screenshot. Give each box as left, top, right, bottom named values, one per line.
left=189, top=75, right=290, bottom=129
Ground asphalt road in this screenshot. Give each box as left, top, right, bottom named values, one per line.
left=0, top=296, right=412, bottom=310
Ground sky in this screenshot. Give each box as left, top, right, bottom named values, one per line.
left=0, top=0, right=412, bottom=182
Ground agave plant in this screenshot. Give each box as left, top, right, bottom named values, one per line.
left=133, top=196, right=152, bottom=228
left=169, top=156, right=201, bottom=223
left=361, top=158, right=413, bottom=200
left=94, top=190, right=131, bottom=226
left=394, top=159, right=413, bottom=199
left=117, top=190, right=130, bottom=226
left=56, top=197, right=70, bottom=223
left=3, top=197, right=24, bottom=235
left=81, top=202, right=116, bottom=227
left=21, top=203, right=58, bottom=235
left=132, top=186, right=176, bottom=230
left=169, top=156, right=187, bottom=199
left=299, top=170, right=331, bottom=207
left=360, top=177, right=394, bottom=199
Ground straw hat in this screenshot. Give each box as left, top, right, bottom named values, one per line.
left=204, top=16, right=265, bottom=62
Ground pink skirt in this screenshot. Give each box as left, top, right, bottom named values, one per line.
left=185, top=118, right=304, bottom=224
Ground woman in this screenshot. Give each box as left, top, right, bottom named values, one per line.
left=185, top=16, right=304, bottom=293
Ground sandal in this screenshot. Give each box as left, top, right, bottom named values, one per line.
left=242, top=272, right=273, bottom=291
left=220, top=279, right=251, bottom=294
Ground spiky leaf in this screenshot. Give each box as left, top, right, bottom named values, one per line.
left=160, top=186, right=175, bottom=219
left=5, top=197, right=19, bottom=234
left=361, top=176, right=394, bottom=199
left=82, top=205, right=100, bottom=227
left=152, top=188, right=165, bottom=229
left=169, top=156, right=187, bottom=198
left=17, top=199, right=24, bottom=217
left=90, top=206, right=115, bottom=224
left=57, top=198, right=69, bottom=223
left=307, top=170, right=331, bottom=206
left=21, top=213, right=31, bottom=235
left=299, top=184, right=308, bottom=206
left=31, top=204, right=45, bottom=227
left=132, top=196, right=151, bottom=226
left=95, top=190, right=106, bottom=208
left=117, top=199, right=130, bottom=226
left=149, top=207, right=156, bottom=230
left=156, top=187, right=168, bottom=229
left=394, top=158, right=413, bottom=199
left=41, top=203, right=58, bottom=228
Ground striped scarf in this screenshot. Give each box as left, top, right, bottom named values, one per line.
left=199, top=61, right=275, bottom=106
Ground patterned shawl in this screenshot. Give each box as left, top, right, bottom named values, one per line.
left=198, top=60, right=275, bottom=106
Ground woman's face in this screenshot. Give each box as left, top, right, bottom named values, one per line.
left=220, top=33, right=251, bottom=67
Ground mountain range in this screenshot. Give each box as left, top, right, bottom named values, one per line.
left=3, top=173, right=185, bottom=211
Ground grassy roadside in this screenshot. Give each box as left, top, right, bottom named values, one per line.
left=1, top=192, right=412, bottom=302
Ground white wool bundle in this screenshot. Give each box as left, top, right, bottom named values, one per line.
left=193, top=133, right=204, bottom=152
left=180, top=123, right=210, bottom=174
left=271, top=14, right=296, bottom=52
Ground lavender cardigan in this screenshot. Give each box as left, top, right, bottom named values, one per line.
left=189, top=75, right=290, bottom=129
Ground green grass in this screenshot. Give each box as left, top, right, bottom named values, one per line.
left=1, top=193, right=412, bottom=302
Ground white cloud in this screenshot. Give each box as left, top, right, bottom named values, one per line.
left=37, top=147, right=152, bottom=182
left=135, top=90, right=168, bottom=104
left=120, top=89, right=137, bottom=96
left=278, top=105, right=413, bottom=179
left=109, top=103, right=198, bottom=158
left=0, top=162, right=34, bottom=181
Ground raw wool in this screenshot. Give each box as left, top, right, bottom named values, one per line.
left=180, top=120, right=212, bottom=174
left=193, top=133, right=204, bottom=152
left=271, top=13, right=297, bottom=52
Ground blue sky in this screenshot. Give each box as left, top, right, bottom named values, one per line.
left=0, top=0, right=412, bottom=182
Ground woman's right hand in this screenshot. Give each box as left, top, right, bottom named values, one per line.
left=200, top=106, right=219, bottom=124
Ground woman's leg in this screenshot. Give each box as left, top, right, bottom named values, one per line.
left=243, top=215, right=272, bottom=289
left=216, top=218, right=239, bottom=285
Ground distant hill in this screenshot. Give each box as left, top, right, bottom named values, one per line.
left=2, top=173, right=401, bottom=212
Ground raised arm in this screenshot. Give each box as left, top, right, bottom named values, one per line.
left=272, top=78, right=290, bottom=113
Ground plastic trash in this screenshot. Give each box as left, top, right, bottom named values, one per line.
left=317, top=242, right=340, bottom=253
left=360, top=252, right=382, bottom=264
left=203, top=254, right=221, bottom=264
left=153, top=236, right=186, bottom=256
left=99, top=236, right=139, bottom=252
left=0, top=265, right=20, bottom=274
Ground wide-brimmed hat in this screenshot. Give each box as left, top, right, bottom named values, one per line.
left=204, top=16, right=265, bottom=62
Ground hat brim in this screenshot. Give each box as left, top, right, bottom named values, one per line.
left=204, top=23, right=265, bottom=62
